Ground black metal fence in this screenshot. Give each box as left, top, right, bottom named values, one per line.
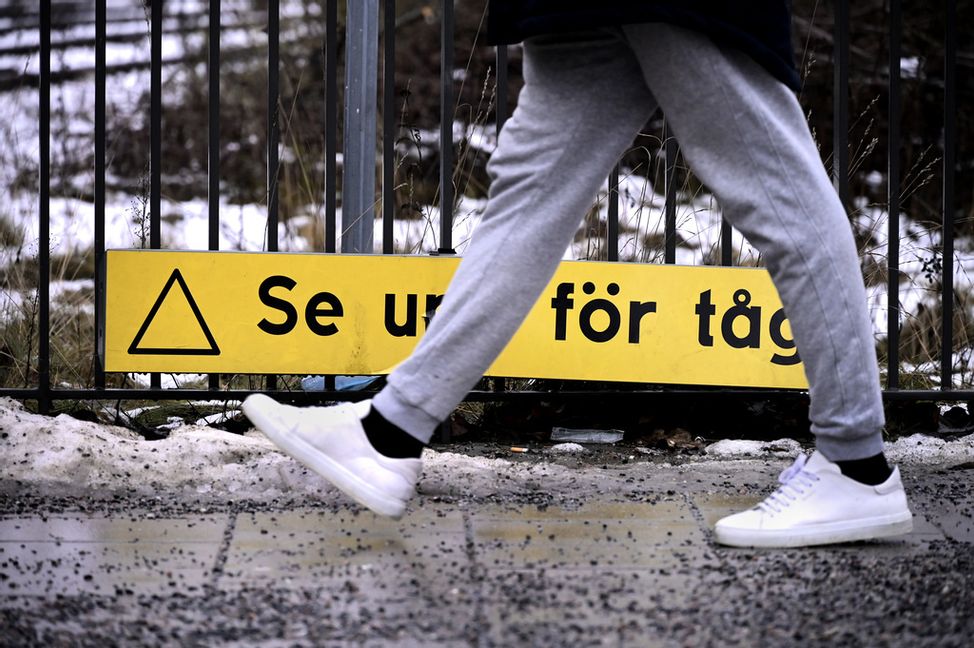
left=0, top=0, right=969, bottom=412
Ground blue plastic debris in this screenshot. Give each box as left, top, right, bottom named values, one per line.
left=300, top=375, right=382, bottom=392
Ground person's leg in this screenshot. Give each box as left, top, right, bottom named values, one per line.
left=245, top=29, right=658, bottom=517
left=623, top=23, right=884, bottom=462
left=373, top=30, right=659, bottom=442
left=620, top=23, right=911, bottom=547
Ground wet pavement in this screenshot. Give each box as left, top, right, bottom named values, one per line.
left=1, top=451, right=973, bottom=647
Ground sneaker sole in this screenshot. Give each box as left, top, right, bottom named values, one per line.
left=714, top=512, right=914, bottom=548
left=243, top=395, right=408, bottom=519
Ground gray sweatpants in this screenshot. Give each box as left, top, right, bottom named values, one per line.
left=373, top=24, right=886, bottom=461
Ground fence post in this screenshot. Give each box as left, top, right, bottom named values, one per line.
left=832, top=0, right=850, bottom=211
left=149, top=0, right=162, bottom=390
left=342, top=0, right=379, bottom=253
left=663, top=123, right=677, bottom=264
left=325, top=0, right=338, bottom=253
left=439, top=0, right=455, bottom=252
left=94, top=0, right=106, bottom=389
left=887, top=0, right=901, bottom=389
left=38, top=0, right=51, bottom=413
left=607, top=165, right=619, bottom=262
left=382, top=0, right=396, bottom=254
left=941, top=0, right=957, bottom=389
left=209, top=0, right=222, bottom=392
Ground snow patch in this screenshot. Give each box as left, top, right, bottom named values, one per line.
left=705, top=433, right=974, bottom=468
left=886, top=433, right=974, bottom=466
left=0, top=398, right=332, bottom=500
left=3, top=398, right=973, bottom=503
left=704, top=438, right=802, bottom=458
left=0, top=398, right=609, bottom=501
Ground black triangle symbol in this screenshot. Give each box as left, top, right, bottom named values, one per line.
left=128, top=268, right=221, bottom=356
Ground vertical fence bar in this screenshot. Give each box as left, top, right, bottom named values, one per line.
left=209, top=0, right=221, bottom=252
left=493, top=44, right=508, bottom=395
left=267, top=0, right=280, bottom=252
left=886, top=0, right=901, bottom=389
left=38, top=0, right=51, bottom=412
left=342, top=0, right=378, bottom=253
left=323, top=4, right=339, bottom=392
left=94, top=0, right=106, bottom=389
left=439, top=0, right=454, bottom=252
left=325, top=0, right=338, bottom=253
left=150, top=1, right=162, bottom=248
left=495, top=45, right=508, bottom=133
left=382, top=0, right=395, bottom=254
left=150, top=0, right=162, bottom=390
left=209, top=0, right=221, bottom=392
left=663, top=124, right=677, bottom=264
left=607, top=165, right=619, bottom=261
left=265, top=0, right=280, bottom=392
left=832, top=0, right=850, bottom=210
left=720, top=220, right=732, bottom=266
left=941, top=0, right=956, bottom=390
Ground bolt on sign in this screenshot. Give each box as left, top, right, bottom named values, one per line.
left=103, top=250, right=808, bottom=389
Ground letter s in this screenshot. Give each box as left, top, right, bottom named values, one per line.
left=258, top=275, right=298, bottom=335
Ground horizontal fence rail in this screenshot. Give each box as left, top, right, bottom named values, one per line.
left=1, top=0, right=969, bottom=413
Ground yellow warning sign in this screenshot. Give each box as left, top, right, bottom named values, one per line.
left=104, top=250, right=808, bottom=389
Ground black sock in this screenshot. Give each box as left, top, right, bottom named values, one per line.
left=362, top=405, right=425, bottom=459
left=835, top=453, right=893, bottom=486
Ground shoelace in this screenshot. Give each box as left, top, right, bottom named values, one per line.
left=755, top=453, right=821, bottom=515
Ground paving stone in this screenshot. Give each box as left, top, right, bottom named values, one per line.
left=480, top=568, right=687, bottom=647
left=250, top=641, right=472, bottom=648
left=0, top=515, right=226, bottom=543
left=544, top=569, right=693, bottom=646
left=479, top=569, right=561, bottom=647
left=219, top=504, right=473, bottom=643
left=222, top=505, right=467, bottom=582
left=3, top=460, right=971, bottom=646
left=473, top=499, right=715, bottom=644
left=471, top=499, right=709, bottom=571
left=920, top=496, right=974, bottom=543
left=0, top=515, right=226, bottom=596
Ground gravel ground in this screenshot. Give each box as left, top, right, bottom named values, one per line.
left=1, top=440, right=972, bottom=648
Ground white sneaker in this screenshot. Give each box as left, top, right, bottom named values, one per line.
left=242, top=394, right=421, bottom=519
left=714, top=451, right=914, bottom=548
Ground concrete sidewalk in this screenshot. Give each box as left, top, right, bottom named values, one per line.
left=1, top=453, right=972, bottom=647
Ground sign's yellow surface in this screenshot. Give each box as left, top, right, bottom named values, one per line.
left=104, top=250, right=808, bottom=389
